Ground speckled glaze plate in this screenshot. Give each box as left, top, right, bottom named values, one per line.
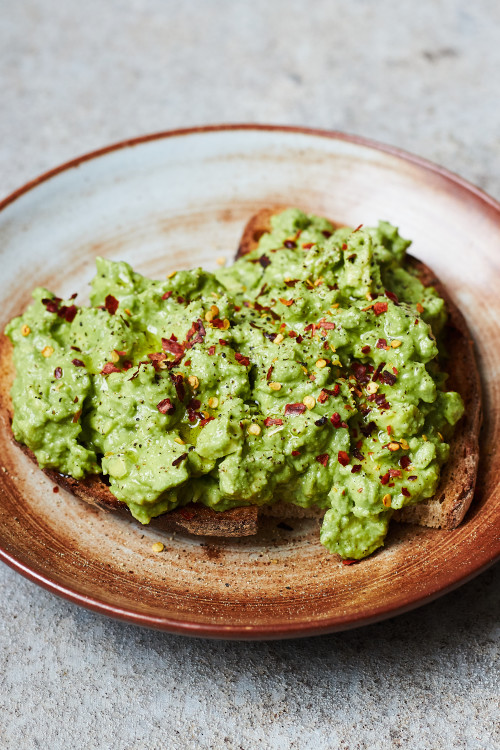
left=0, top=126, right=498, bottom=639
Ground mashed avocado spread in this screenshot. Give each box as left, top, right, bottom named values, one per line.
left=5, top=209, right=464, bottom=559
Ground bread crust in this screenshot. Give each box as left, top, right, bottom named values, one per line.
left=6, top=209, right=481, bottom=537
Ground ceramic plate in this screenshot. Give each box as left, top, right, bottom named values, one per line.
left=0, top=126, right=498, bottom=639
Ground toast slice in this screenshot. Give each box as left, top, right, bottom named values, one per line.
left=4, top=209, right=481, bottom=538
left=237, top=209, right=482, bottom=530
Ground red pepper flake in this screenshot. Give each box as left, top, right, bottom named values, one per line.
left=71, top=358, right=85, bottom=367
left=351, top=362, right=370, bottom=384
left=296, top=335, right=303, bottom=344
left=258, top=254, right=271, bottom=268
left=302, top=242, right=314, bottom=249
left=170, top=373, right=185, bottom=402
left=179, top=507, right=196, bottom=520
left=408, top=475, right=418, bottom=481
left=147, top=352, right=167, bottom=371
left=266, top=365, right=274, bottom=381
left=385, top=290, right=399, bottom=305
left=284, top=240, right=296, bottom=249
left=218, top=339, right=228, bottom=346
left=101, top=362, right=121, bottom=375
left=62, top=305, right=78, bottom=323
left=172, top=453, right=188, bottom=467
left=380, top=473, right=390, bottom=485
left=53, top=486, right=59, bottom=493
left=316, top=453, right=330, bottom=467
left=157, top=398, right=175, bottom=415
left=353, top=224, right=363, bottom=233
left=352, top=448, right=364, bottom=461
left=162, top=291, right=173, bottom=300
left=341, top=243, right=348, bottom=250
left=373, top=301, right=388, bottom=316
left=402, top=487, right=411, bottom=497
left=284, top=279, right=299, bottom=288
left=200, top=417, right=215, bottom=427
left=72, top=409, right=82, bottom=424
left=330, top=412, right=343, bottom=428
left=184, top=359, right=191, bottom=366
left=376, top=338, right=389, bottom=350
left=318, top=319, right=336, bottom=330
left=372, top=362, right=385, bottom=382
left=279, top=298, right=294, bottom=307
left=208, top=345, right=216, bottom=355
left=389, top=468, right=402, bottom=478
left=54, top=367, right=62, bottom=379
left=162, top=337, right=185, bottom=358
left=322, top=230, right=332, bottom=239
left=285, top=403, right=307, bottom=416
left=234, top=352, right=250, bottom=366
left=400, top=455, right=411, bottom=470
left=104, top=295, right=119, bottom=315
left=177, top=296, right=185, bottom=304
left=288, top=330, right=297, bottom=337
left=337, top=451, right=350, bottom=467
left=380, top=370, right=397, bottom=386
left=342, top=559, right=357, bottom=565
left=351, top=464, right=362, bottom=473
left=42, top=297, right=61, bottom=313
left=361, top=345, right=371, bottom=354
left=291, top=450, right=301, bottom=456
left=264, top=417, right=284, bottom=427
left=122, top=360, right=133, bottom=370
left=360, top=420, right=376, bottom=437
left=185, top=318, right=206, bottom=346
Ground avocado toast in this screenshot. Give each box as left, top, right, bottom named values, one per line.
left=4, top=209, right=481, bottom=558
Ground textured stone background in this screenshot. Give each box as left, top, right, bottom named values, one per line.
left=0, top=1, right=499, bottom=748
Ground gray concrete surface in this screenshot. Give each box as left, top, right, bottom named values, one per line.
left=0, top=1, right=499, bottom=748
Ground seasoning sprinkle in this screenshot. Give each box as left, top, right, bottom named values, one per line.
left=316, top=359, right=327, bottom=369
left=248, top=423, right=261, bottom=436
left=41, top=346, right=54, bottom=358
left=269, top=382, right=282, bottom=391
left=151, top=542, right=164, bottom=553
left=303, top=395, right=316, bottom=410
left=21, top=325, right=30, bottom=336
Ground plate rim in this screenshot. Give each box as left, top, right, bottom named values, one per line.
left=0, top=124, right=498, bottom=639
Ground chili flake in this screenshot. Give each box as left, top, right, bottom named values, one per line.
left=104, top=295, right=119, bottom=315
left=337, top=451, right=349, bottom=466
left=234, top=352, right=250, bottom=366
left=373, top=301, right=388, bottom=316
left=285, top=403, right=307, bottom=416
left=172, top=453, right=188, bottom=467
left=316, top=453, right=330, bottom=467
left=157, top=398, right=175, bottom=414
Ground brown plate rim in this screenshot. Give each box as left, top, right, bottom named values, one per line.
left=0, top=124, right=499, bottom=639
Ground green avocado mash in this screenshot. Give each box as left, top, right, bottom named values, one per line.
left=5, top=209, right=464, bottom=559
